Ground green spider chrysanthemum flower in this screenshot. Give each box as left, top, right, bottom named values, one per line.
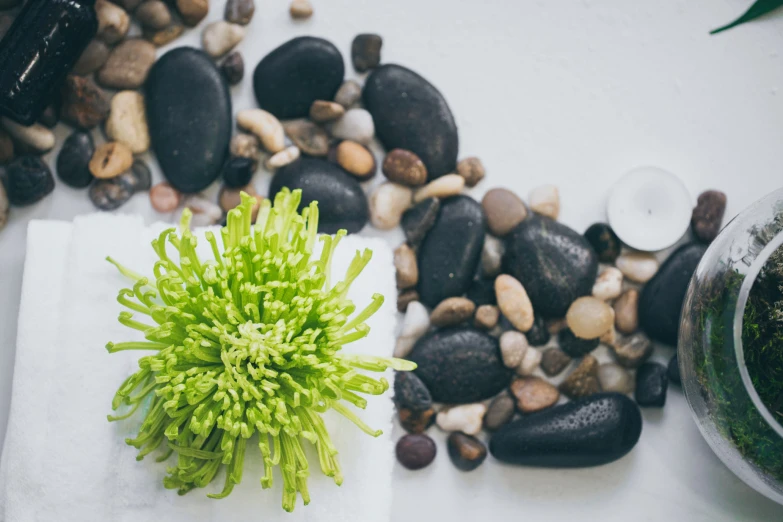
left=106, top=188, right=414, bottom=511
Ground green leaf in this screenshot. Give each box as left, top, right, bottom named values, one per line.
left=711, top=0, right=783, bottom=34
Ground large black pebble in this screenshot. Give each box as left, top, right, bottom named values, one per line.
left=408, top=327, right=511, bottom=404
left=363, top=64, right=458, bottom=180
left=56, top=131, right=94, bottom=188
left=253, top=37, right=344, bottom=119
left=146, top=47, right=231, bottom=194
left=489, top=392, right=642, bottom=467
left=503, top=215, right=598, bottom=318
left=417, top=196, right=485, bottom=307
left=639, top=243, right=707, bottom=345
left=6, top=156, right=54, bottom=206
left=268, top=158, right=368, bottom=234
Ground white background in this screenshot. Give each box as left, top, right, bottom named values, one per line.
left=2, top=0, right=783, bottom=520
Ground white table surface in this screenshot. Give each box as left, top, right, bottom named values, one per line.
left=2, top=0, right=783, bottom=520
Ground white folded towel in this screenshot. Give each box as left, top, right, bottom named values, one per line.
left=0, top=214, right=396, bottom=522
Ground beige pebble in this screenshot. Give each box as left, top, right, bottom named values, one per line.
left=592, top=266, right=624, bottom=301
left=598, top=363, right=634, bottom=394
left=230, top=133, right=260, bottom=162
left=334, top=80, right=362, bottom=108
left=310, top=100, right=345, bottom=123
left=517, top=346, right=542, bottom=376
left=614, top=288, right=640, bottom=334
left=177, top=0, right=209, bottom=26
left=336, top=141, right=375, bottom=178
left=106, top=91, right=150, bottom=154
left=456, top=157, right=485, bottom=187
left=382, top=149, right=428, bottom=186
left=413, top=174, right=465, bottom=203
left=283, top=119, right=329, bottom=156
left=436, top=403, right=487, bottom=436
left=482, top=188, right=528, bottom=236
left=72, top=39, right=110, bottom=76
left=369, top=182, right=412, bottom=230
left=331, top=108, right=374, bottom=144
left=145, top=24, right=185, bottom=47
left=395, top=301, right=430, bottom=358
left=1, top=118, right=55, bottom=153
left=136, top=0, right=172, bottom=30
left=430, top=297, right=476, bottom=327
left=289, top=0, right=313, bottom=19
left=266, top=146, right=300, bottom=169
left=95, top=0, right=130, bottom=45
left=495, top=274, right=534, bottom=332
left=474, top=305, right=500, bottom=330
left=150, top=182, right=181, bottom=213
left=529, top=184, right=560, bottom=219
left=89, top=142, right=133, bottom=179
left=237, top=109, right=285, bottom=153
left=600, top=325, right=618, bottom=346
left=202, top=21, right=245, bottom=58
left=612, top=332, right=653, bottom=369
left=394, top=243, right=418, bottom=290
left=616, top=252, right=660, bottom=283
left=511, top=377, right=560, bottom=413
left=566, top=296, right=614, bottom=340
left=219, top=183, right=257, bottom=213
left=500, top=330, right=529, bottom=369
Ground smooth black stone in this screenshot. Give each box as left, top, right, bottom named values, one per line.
left=635, top=363, right=669, bottom=407
left=526, top=314, right=551, bottom=346
left=668, top=354, right=681, bottom=386
left=253, top=36, right=344, bottom=119
left=222, top=156, right=255, bottom=188
left=89, top=177, right=133, bottom=211
left=393, top=371, right=432, bottom=413
left=363, top=64, right=458, bottom=180
left=5, top=156, right=54, bottom=206
left=489, top=392, right=643, bottom=467
left=466, top=278, right=496, bottom=307
left=56, top=130, right=94, bottom=188
left=268, top=158, right=368, bottom=234
left=417, top=196, right=485, bottom=307
left=558, top=328, right=599, bottom=358
left=146, top=47, right=231, bottom=193
left=584, top=223, right=621, bottom=263
left=639, top=243, right=707, bottom=345
left=128, top=160, right=152, bottom=192
left=408, top=327, right=511, bottom=404
left=401, top=197, right=440, bottom=247
left=503, top=215, right=598, bottom=318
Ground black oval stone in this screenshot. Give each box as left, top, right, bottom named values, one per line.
left=393, top=371, right=432, bottom=413
left=408, top=327, right=511, bottom=404
left=146, top=47, right=231, bottom=194
left=489, top=392, right=642, bottom=467
left=268, top=158, right=368, bottom=235
left=503, top=215, right=598, bottom=318
left=584, top=223, right=621, bottom=263
left=417, top=196, right=485, bottom=307
left=401, top=197, right=440, bottom=247
left=635, top=363, right=668, bottom=407
left=639, top=243, right=707, bottom=345
left=253, top=36, right=344, bottom=120
left=56, top=130, right=94, bottom=188
left=6, top=156, right=54, bottom=206
left=558, top=328, right=599, bottom=358
left=363, top=64, right=458, bottom=180
left=222, top=156, right=255, bottom=188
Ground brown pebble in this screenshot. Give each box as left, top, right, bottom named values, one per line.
left=289, top=0, right=313, bottom=19
left=397, top=289, right=420, bottom=313
left=145, top=24, right=185, bottom=47
left=39, top=104, right=59, bottom=128
left=219, top=183, right=257, bottom=213
left=540, top=348, right=572, bottom=376
left=430, top=297, right=476, bottom=327
left=474, top=304, right=500, bottom=330
left=310, top=100, right=345, bottom=123
left=220, top=51, right=245, bottom=86
left=484, top=392, right=515, bottom=431
left=283, top=119, right=329, bottom=157
left=336, top=140, right=375, bottom=178
left=614, top=289, right=640, bottom=334
left=394, top=243, right=418, bottom=290
left=447, top=432, right=487, bottom=472
left=176, top=0, right=209, bottom=26
left=482, top=188, right=528, bottom=236
left=149, top=182, right=181, bottom=213
left=334, top=80, right=362, bottom=108
left=89, top=142, right=133, bottom=179
left=495, top=274, right=534, bottom=332
left=0, top=129, right=13, bottom=164
left=351, top=33, right=382, bottom=72
left=396, top=434, right=436, bottom=471
left=72, top=40, right=110, bottom=76
left=224, top=0, right=255, bottom=25
left=60, top=75, right=110, bottom=130
left=456, top=157, right=485, bottom=187
left=511, top=377, right=560, bottom=413
left=98, top=39, right=157, bottom=90
left=612, top=332, right=653, bottom=369
left=691, top=190, right=727, bottom=244
left=382, top=149, right=428, bottom=186
left=135, top=0, right=172, bottom=30
left=559, top=355, right=601, bottom=399
left=398, top=407, right=435, bottom=434
left=95, top=0, right=130, bottom=45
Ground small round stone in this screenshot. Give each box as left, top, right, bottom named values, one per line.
left=89, top=142, right=133, bottom=180
left=309, top=100, right=345, bottom=123
left=612, top=332, right=653, bottom=369
left=528, top=184, right=560, bottom=219
left=499, top=330, right=528, bottom=369
left=413, top=174, right=464, bottom=203
left=481, top=235, right=504, bottom=278
left=266, top=146, right=300, bottom=170
left=558, top=328, right=599, bottom=358
left=202, top=21, right=245, bottom=58
left=289, top=0, right=313, bottom=19
left=482, top=188, right=528, bottom=236
left=616, top=252, right=660, bottom=283
left=369, top=182, right=412, bottom=230
left=517, top=347, right=543, bottom=376
left=72, top=39, right=110, bottom=76
left=566, top=296, right=614, bottom=340
left=635, top=363, right=668, bottom=407
left=1, top=118, right=55, bottom=153
left=394, top=243, right=418, bottom=290
left=430, top=297, right=476, bottom=327
left=495, top=274, right=534, bottom=332
left=237, top=109, right=285, bottom=153
left=336, top=140, right=375, bottom=178
left=230, top=133, right=261, bottom=163
left=382, top=149, right=428, bottom=187
left=447, top=432, right=487, bottom=472
left=331, top=108, right=374, bottom=144
left=397, top=289, right=420, bottom=313
left=474, top=304, right=500, bottom=330
left=184, top=196, right=223, bottom=227
left=60, top=75, right=110, bottom=130
left=613, top=289, right=640, bottom=334
left=351, top=33, right=382, bottom=72
left=219, top=183, right=256, bottom=213
left=691, top=190, right=727, bottom=244
left=525, top=314, right=550, bottom=346
left=668, top=354, right=681, bottom=386
left=220, top=51, right=245, bottom=86
left=584, top=223, right=622, bottom=263
left=396, top=434, right=436, bottom=471
left=89, top=177, right=134, bottom=211
left=283, top=119, right=329, bottom=156
left=224, top=0, right=255, bottom=25
left=177, top=0, right=209, bottom=26
left=592, top=267, right=623, bottom=301
left=559, top=354, right=601, bottom=399
left=95, top=0, right=130, bottom=44
left=484, top=393, right=515, bottom=431
left=149, top=182, right=182, bottom=213
left=394, top=301, right=430, bottom=358
left=511, top=377, right=560, bottom=413
left=5, top=156, right=54, bottom=206
left=105, top=90, right=150, bottom=154
left=456, top=157, right=485, bottom=187
left=222, top=156, right=255, bottom=188
left=135, top=0, right=172, bottom=30
left=598, top=363, right=633, bottom=394
left=540, top=347, right=571, bottom=376
left=127, top=160, right=152, bottom=192
left=334, top=80, right=362, bottom=108
left=436, top=403, right=487, bottom=436
left=98, top=39, right=157, bottom=89
left=145, top=24, right=185, bottom=47
left=56, top=131, right=95, bottom=188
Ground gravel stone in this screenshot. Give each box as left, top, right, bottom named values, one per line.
left=394, top=301, right=430, bottom=358
left=221, top=156, right=255, bottom=188
left=397, top=289, right=420, bottom=313
left=500, top=330, right=528, bottom=369
left=89, top=177, right=134, bottom=211
left=598, top=363, right=634, bottom=394
left=482, top=188, right=528, bottom=236
left=430, top=297, right=476, bottom=327
left=484, top=393, right=515, bottom=431
left=635, top=363, right=668, bottom=407
left=266, top=146, right=300, bottom=169
left=230, top=133, right=260, bottom=163
left=202, top=21, right=245, bottom=58
left=95, top=0, right=130, bottom=45
left=105, top=91, right=150, bottom=153
left=540, top=348, right=571, bottom=376
left=517, top=347, right=542, bottom=376
left=382, top=148, right=428, bottom=186
left=496, top=274, right=534, bottom=332
left=1, top=118, right=55, bottom=153
left=456, top=157, right=485, bottom=187
left=592, top=266, right=624, bottom=301
left=613, top=289, right=640, bottom=334
left=351, top=33, right=382, bottom=72
left=335, top=140, right=375, bottom=178
left=474, top=305, right=500, bottom=330
left=220, top=51, right=245, bottom=85
left=447, top=432, right=487, bottom=472
left=145, top=24, right=184, bottom=47
left=98, top=39, right=157, bottom=89
left=72, top=40, right=110, bottom=76
left=283, top=119, right=329, bottom=156
left=330, top=108, right=374, bottom=144
left=396, top=434, right=436, bottom=470
left=149, top=182, right=181, bottom=213
left=289, top=0, right=313, bottom=19
left=436, top=403, right=487, bottom=436
left=184, top=196, right=222, bottom=226
left=511, top=377, right=560, bottom=413
left=60, top=76, right=110, bottom=130
left=225, top=0, right=255, bottom=25
left=136, top=0, right=171, bottom=30
left=566, top=296, right=614, bottom=340
left=237, top=109, right=285, bottom=153
left=481, top=235, right=504, bottom=278
left=612, top=332, right=653, bottom=369
left=559, top=355, right=601, bottom=399
left=529, top=184, right=560, bottom=219
left=309, top=100, right=345, bottom=123
left=616, top=252, right=660, bottom=283
left=394, top=243, right=419, bottom=290
left=369, top=182, right=412, bottom=230
left=89, top=142, right=133, bottom=180
left=691, top=190, right=727, bottom=243
left=176, top=0, right=209, bottom=26
left=413, top=173, right=464, bottom=203
left=334, top=80, right=362, bottom=108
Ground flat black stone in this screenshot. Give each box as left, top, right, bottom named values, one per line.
left=401, top=197, right=440, bottom=247
left=253, top=36, right=344, bottom=119
left=146, top=47, right=231, bottom=194
left=6, top=156, right=54, bottom=206
left=584, top=223, right=621, bottom=263
left=558, top=328, right=599, bottom=358
left=363, top=64, right=458, bottom=180
left=268, top=157, right=368, bottom=235
left=393, top=371, right=432, bottom=413
left=489, top=392, right=643, bottom=467
left=56, top=130, right=94, bottom=188
left=636, top=363, right=668, bottom=407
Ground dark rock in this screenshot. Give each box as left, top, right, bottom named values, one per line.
left=38, top=103, right=59, bottom=128
left=635, top=363, right=668, bottom=407
left=253, top=37, right=344, bottom=119
left=89, top=177, right=134, bottom=211
left=72, top=39, right=110, bottom=76
left=691, top=190, right=726, bottom=243
left=668, top=354, right=681, bottom=386
left=220, top=51, right=245, bottom=86
left=559, top=355, right=601, bottom=399
left=612, top=333, right=653, bottom=369
left=408, top=327, right=512, bottom=404
left=394, top=371, right=432, bottom=412
left=584, top=223, right=621, bottom=263
left=56, top=131, right=94, bottom=188
left=417, top=196, right=485, bottom=307
left=526, top=314, right=550, bottom=346
left=351, top=33, right=382, bottom=72
left=396, top=434, right=436, bottom=470
left=398, top=407, right=435, bottom=434
left=503, top=215, right=599, bottom=318
left=60, top=75, right=110, bottom=130
left=558, top=328, right=599, bottom=358
left=5, top=156, right=54, bottom=206
left=639, top=243, right=707, bottom=345
left=401, top=197, right=439, bottom=247
left=447, top=432, right=487, bottom=472
left=269, top=158, right=368, bottom=234
left=484, top=392, right=515, bottom=431
left=363, top=64, right=458, bottom=180
left=222, top=156, right=254, bottom=188
left=466, top=278, right=496, bottom=307
left=540, top=348, right=571, bottom=377
left=224, top=0, right=254, bottom=25
left=127, top=160, right=152, bottom=192
left=146, top=48, right=232, bottom=193
left=489, top=393, right=642, bottom=467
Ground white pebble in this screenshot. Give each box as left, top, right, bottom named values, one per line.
left=184, top=196, right=223, bottom=227
left=202, top=21, right=245, bottom=58
left=598, top=363, right=633, bottom=394
left=266, top=146, right=300, bottom=169
left=413, top=174, right=465, bottom=203
left=481, top=235, right=504, bottom=278
left=369, top=182, right=412, bottom=230
left=1, top=117, right=55, bottom=152
left=517, top=347, right=542, bottom=376
left=616, top=252, right=660, bottom=283
left=500, top=330, right=529, bottom=369
left=529, top=184, right=560, bottom=219
left=394, top=301, right=430, bottom=358
left=237, top=109, right=285, bottom=154
left=330, top=108, right=374, bottom=144
left=592, top=266, right=624, bottom=301
left=436, top=403, right=487, bottom=436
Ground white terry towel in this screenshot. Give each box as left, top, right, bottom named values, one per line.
left=0, top=214, right=396, bottom=522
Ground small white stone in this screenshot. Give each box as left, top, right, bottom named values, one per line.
left=183, top=196, right=223, bottom=227
left=237, top=109, right=285, bottom=154
left=500, top=330, right=529, bottom=369
left=436, top=403, right=487, bottom=436
left=529, top=184, right=560, bottom=219
left=1, top=117, right=55, bottom=153
left=481, top=235, right=504, bottom=278
left=598, top=363, right=634, bottom=394
left=330, top=108, right=374, bottom=144
left=616, top=252, right=660, bottom=283
left=592, top=266, right=624, bottom=301
left=413, top=174, right=465, bottom=203
left=394, top=301, right=430, bottom=358
left=266, top=146, right=300, bottom=169
left=495, top=274, right=534, bottom=332
left=517, top=347, right=542, bottom=376
left=106, top=91, right=150, bottom=154
left=202, top=21, right=245, bottom=58
left=369, top=182, right=412, bottom=230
